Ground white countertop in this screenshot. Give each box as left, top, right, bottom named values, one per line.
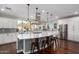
left=18, top=31, right=59, bottom=40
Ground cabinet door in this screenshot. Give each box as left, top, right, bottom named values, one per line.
left=18, top=40, right=23, bottom=50
left=74, top=21, right=79, bottom=42
left=68, top=21, right=74, bottom=41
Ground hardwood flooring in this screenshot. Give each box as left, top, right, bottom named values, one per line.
left=0, top=42, right=16, bottom=54
left=0, top=39, right=79, bottom=54
left=33, top=40, right=79, bottom=54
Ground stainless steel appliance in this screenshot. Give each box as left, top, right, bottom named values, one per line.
left=59, top=24, right=68, bottom=40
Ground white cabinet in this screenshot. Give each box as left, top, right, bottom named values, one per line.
left=73, top=20, right=79, bottom=42
left=68, top=20, right=74, bottom=41
left=58, top=17, right=79, bottom=42
left=0, top=17, right=17, bottom=28
left=68, top=18, right=79, bottom=42
left=0, top=33, right=17, bottom=45
left=0, top=17, right=17, bottom=44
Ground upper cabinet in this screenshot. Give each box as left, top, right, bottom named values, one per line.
left=0, top=17, right=17, bottom=28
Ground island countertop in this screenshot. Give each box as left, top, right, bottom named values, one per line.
left=18, top=31, right=59, bottom=40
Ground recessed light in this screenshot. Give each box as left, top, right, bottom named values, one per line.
left=31, top=16, right=33, bottom=18
left=42, top=10, right=45, bottom=13
left=1, top=8, right=5, bottom=11
left=55, top=16, right=58, bottom=19
left=74, top=12, right=78, bottom=14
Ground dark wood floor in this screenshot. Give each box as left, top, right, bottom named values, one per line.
left=0, top=39, right=79, bottom=54
left=33, top=40, right=79, bottom=54
left=0, top=42, right=16, bottom=54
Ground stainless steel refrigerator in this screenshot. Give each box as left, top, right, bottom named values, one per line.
left=59, top=24, right=68, bottom=40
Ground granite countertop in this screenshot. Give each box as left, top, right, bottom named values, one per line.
left=18, top=31, right=58, bottom=40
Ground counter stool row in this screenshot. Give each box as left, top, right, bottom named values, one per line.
left=31, top=36, right=59, bottom=53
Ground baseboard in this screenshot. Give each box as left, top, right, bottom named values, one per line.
left=68, top=40, right=79, bottom=44
left=0, top=41, right=16, bottom=46
left=60, top=39, right=79, bottom=44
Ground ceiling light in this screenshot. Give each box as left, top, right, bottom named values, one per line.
left=42, top=10, right=45, bottom=13
left=1, top=8, right=5, bottom=11
left=55, top=16, right=58, bottom=19
left=31, top=16, right=33, bottom=18
left=74, top=12, right=78, bottom=14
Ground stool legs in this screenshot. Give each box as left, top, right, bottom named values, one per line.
left=36, top=42, right=40, bottom=52
left=53, top=37, right=59, bottom=50
left=30, top=36, right=60, bottom=53
left=31, top=42, right=35, bottom=53
left=49, top=37, right=54, bottom=49
left=41, top=40, right=46, bottom=49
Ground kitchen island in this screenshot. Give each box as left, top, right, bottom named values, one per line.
left=17, top=30, right=59, bottom=54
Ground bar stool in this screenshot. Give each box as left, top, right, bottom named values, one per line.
left=49, top=36, right=54, bottom=49
left=41, top=36, right=51, bottom=49
left=31, top=38, right=40, bottom=53
left=53, top=35, right=59, bottom=50
left=45, top=36, right=50, bottom=48
left=55, top=36, right=59, bottom=48
left=41, top=37, right=46, bottom=49
left=49, top=36, right=52, bottom=49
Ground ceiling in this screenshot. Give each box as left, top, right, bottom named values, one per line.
left=0, top=4, right=79, bottom=21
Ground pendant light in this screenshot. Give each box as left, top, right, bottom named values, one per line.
left=47, top=12, right=49, bottom=21
left=50, top=13, right=53, bottom=21
left=27, top=4, right=30, bottom=20
left=46, top=12, right=49, bottom=30
left=36, top=7, right=38, bottom=21
left=27, top=4, right=31, bottom=31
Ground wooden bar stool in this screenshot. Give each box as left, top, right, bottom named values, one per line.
left=53, top=36, right=59, bottom=50
left=31, top=38, right=40, bottom=53
left=45, top=36, right=50, bottom=48
left=41, top=37, right=46, bottom=49
left=49, top=36, right=54, bottom=49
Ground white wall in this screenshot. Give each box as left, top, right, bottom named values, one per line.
left=0, top=17, right=17, bottom=45
left=58, top=17, right=79, bottom=42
